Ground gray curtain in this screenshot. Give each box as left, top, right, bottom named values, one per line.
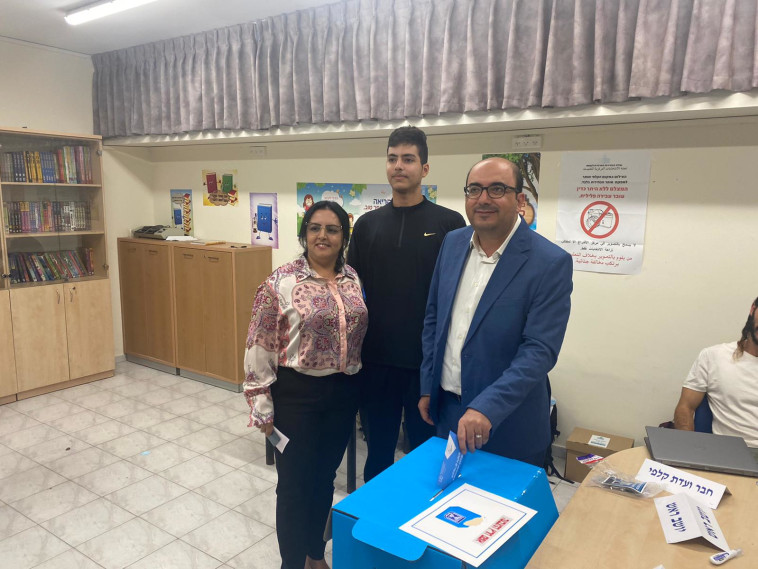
left=92, top=0, right=758, bottom=138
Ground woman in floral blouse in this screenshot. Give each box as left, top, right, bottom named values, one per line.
left=243, top=200, right=368, bottom=569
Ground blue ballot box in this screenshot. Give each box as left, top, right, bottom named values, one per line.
left=331, top=437, right=558, bottom=568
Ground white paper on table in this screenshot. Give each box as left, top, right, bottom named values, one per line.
left=400, top=483, right=536, bottom=567
left=267, top=427, right=289, bottom=453
left=165, top=236, right=199, bottom=241
left=654, top=493, right=730, bottom=552
left=636, top=459, right=729, bottom=509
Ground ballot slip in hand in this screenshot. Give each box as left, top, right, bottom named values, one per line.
left=438, top=431, right=465, bottom=489
left=267, top=427, right=289, bottom=453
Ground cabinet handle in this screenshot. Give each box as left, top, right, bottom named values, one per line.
left=56, top=289, right=61, bottom=304
left=70, top=287, right=76, bottom=302
left=128, top=247, right=136, bottom=252
left=183, top=253, right=194, bottom=259
left=207, top=256, right=220, bottom=262
left=148, top=249, right=158, bottom=255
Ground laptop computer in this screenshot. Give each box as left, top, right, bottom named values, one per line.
left=644, top=426, right=758, bottom=477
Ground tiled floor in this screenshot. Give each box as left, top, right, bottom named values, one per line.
left=0, top=361, right=577, bottom=568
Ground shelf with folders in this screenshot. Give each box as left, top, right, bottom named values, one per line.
left=0, top=127, right=107, bottom=290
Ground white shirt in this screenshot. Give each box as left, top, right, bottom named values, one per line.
left=441, top=216, right=521, bottom=395
left=683, top=342, right=758, bottom=448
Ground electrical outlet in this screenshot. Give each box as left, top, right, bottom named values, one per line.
left=512, top=135, right=542, bottom=151
left=250, top=146, right=267, bottom=158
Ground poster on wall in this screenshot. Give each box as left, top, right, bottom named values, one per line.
left=556, top=151, right=651, bottom=275
left=170, top=189, right=193, bottom=235
left=250, top=193, right=279, bottom=248
left=296, top=183, right=437, bottom=236
left=202, top=169, right=239, bottom=207
left=482, top=153, right=540, bottom=230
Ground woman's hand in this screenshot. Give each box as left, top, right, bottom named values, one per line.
left=259, top=422, right=274, bottom=437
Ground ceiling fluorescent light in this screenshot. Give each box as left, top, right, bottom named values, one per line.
left=65, top=0, right=160, bottom=26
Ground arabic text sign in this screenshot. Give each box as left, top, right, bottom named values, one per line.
left=556, top=151, right=651, bottom=274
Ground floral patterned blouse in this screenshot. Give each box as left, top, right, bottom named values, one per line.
left=243, top=256, right=368, bottom=427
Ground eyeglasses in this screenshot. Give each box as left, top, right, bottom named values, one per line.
left=463, top=183, right=518, bottom=199
left=305, top=222, right=343, bottom=235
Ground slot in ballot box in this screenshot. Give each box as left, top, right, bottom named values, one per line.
left=331, top=437, right=558, bottom=568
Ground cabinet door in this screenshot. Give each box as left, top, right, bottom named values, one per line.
left=65, top=280, right=115, bottom=379
left=118, top=241, right=148, bottom=357
left=11, top=285, right=69, bottom=392
left=143, top=244, right=175, bottom=364
left=0, top=291, right=18, bottom=397
left=202, top=251, right=236, bottom=380
left=174, top=247, right=205, bottom=372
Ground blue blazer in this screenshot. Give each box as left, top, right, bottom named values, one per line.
left=421, top=220, right=573, bottom=459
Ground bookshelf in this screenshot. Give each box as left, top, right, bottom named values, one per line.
left=0, top=127, right=114, bottom=400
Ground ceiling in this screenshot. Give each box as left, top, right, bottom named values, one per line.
left=0, top=0, right=338, bottom=55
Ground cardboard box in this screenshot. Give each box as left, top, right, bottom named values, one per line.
left=564, top=427, right=635, bottom=483
left=332, top=437, right=558, bottom=568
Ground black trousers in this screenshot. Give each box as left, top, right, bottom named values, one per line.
left=436, top=389, right=546, bottom=468
left=270, top=367, right=359, bottom=569
left=360, top=363, right=436, bottom=482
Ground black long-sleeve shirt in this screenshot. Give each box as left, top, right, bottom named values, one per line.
left=347, top=197, right=466, bottom=369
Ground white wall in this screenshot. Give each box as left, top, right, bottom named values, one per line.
left=0, top=38, right=93, bottom=134
left=102, top=148, right=155, bottom=357
left=135, top=117, right=758, bottom=446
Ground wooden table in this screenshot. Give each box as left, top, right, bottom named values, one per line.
left=527, top=446, right=757, bottom=568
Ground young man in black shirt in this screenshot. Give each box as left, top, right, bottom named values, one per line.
left=347, top=126, right=466, bottom=481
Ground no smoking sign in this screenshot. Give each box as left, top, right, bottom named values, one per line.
left=581, top=201, right=619, bottom=239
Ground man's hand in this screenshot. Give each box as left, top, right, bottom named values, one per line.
left=259, top=423, right=274, bottom=437
left=457, top=409, right=492, bottom=454
left=418, top=396, right=435, bottom=426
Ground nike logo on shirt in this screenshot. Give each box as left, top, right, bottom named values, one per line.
left=424, top=232, right=436, bottom=237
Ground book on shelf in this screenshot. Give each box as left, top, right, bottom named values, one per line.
left=7, top=248, right=94, bottom=284
left=2, top=200, right=91, bottom=233
left=1, top=145, right=93, bottom=185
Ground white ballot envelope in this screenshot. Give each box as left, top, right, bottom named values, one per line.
left=267, top=427, right=289, bottom=453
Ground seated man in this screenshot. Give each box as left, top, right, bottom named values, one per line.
left=673, top=296, right=758, bottom=447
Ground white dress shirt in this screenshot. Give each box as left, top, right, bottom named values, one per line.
left=440, top=216, right=521, bottom=395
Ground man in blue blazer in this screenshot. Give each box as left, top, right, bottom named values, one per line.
left=419, top=157, right=573, bottom=466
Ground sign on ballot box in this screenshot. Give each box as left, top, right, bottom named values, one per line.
left=636, top=459, right=730, bottom=509
left=399, top=484, right=537, bottom=567
left=331, top=437, right=558, bottom=569
left=654, top=494, right=730, bottom=552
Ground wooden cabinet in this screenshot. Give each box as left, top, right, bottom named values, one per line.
left=65, top=280, right=115, bottom=380
left=10, top=285, right=69, bottom=392
left=10, top=281, right=115, bottom=393
left=172, top=243, right=271, bottom=387
left=0, top=291, right=18, bottom=399
left=174, top=247, right=238, bottom=382
left=117, top=238, right=271, bottom=390
left=0, top=127, right=115, bottom=401
left=117, top=239, right=175, bottom=368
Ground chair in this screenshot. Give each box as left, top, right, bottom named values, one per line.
left=693, top=396, right=713, bottom=433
